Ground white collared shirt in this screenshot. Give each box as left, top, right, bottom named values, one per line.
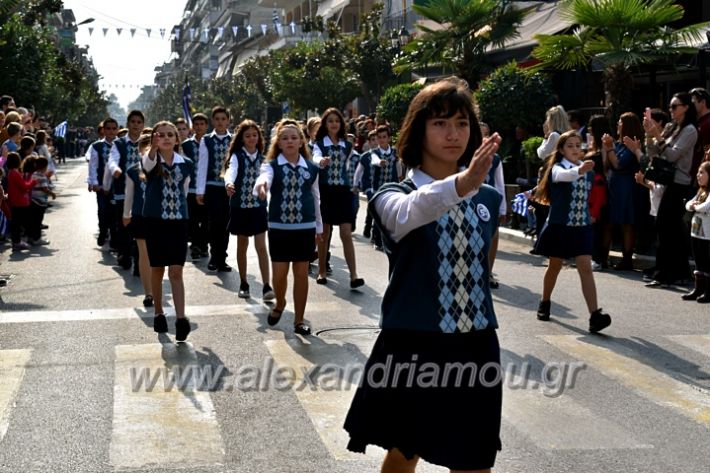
left=87, top=138, right=114, bottom=187
left=196, top=130, right=230, bottom=194
left=224, top=146, right=259, bottom=187
left=253, top=154, right=323, bottom=233
left=551, top=158, right=586, bottom=183
left=311, top=135, right=348, bottom=166
left=373, top=168, right=477, bottom=243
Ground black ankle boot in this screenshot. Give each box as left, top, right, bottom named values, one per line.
left=589, top=308, right=612, bottom=333
left=536, top=300, right=551, bottom=321
left=696, top=273, right=710, bottom=303
left=682, top=272, right=703, bottom=301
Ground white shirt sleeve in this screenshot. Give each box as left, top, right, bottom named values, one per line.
left=142, top=152, right=158, bottom=173
left=311, top=142, right=324, bottom=166
left=493, top=162, right=506, bottom=216
left=102, top=162, right=113, bottom=191
left=224, top=153, right=239, bottom=187
left=87, top=146, right=99, bottom=186
left=253, top=162, right=274, bottom=197
left=396, top=160, right=404, bottom=181
left=537, top=132, right=560, bottom=159
left=196, top=138, right=209, bottom=195
left=108, top=142, right=121, bottom=175
left=373, top=175, right=478, bottom=243
left=123, top=178, right=134, bottom=219
left=183, top=175, right=191, bottom=196
left=551, top=163, right=584, bottom=183
left=353, top=163, right=364, bottom=189
left=311, top=177, right=323, bottom=234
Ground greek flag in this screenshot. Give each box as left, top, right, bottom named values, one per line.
left=512, top=192, right=528, bottom=217
left=272, top=8, right=280, bottom=31
left=54, top=121, right=67, bottom=138
left=182, top=82, right=192, bottom=128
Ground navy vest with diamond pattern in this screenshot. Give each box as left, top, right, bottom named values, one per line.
left=484, top=154, right=502, bottom=185
left=358, top=151, right=373, bottom=190
left=142, top=159, right=193, bottom=220
left=547, top=163, right=593, bottom=227
left=229, top=149, right=266, bottom=209
left=315, top=139, right=352, bottom=187
left=91, top=140, right=112, bottom=186
left=181, top=138, right=199, bottom=191
left=267, top=160, right=319, bottom=230
left=111, top=137, right=140, bottom=199
left=126, top=163, right=146, bottom=217
left=371, top=148, right=399, bottom=190
left=371, top=181, right=501, bottom=333
left=204, top=133, right=231, bottom=185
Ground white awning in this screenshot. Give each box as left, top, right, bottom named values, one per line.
left=316, top=0, right=350, bottom=21
left=491, top=1, right=572, bottom=52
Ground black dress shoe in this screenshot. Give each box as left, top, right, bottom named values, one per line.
left=294, top=322, right=311, bottom=336
left=207, top=262, right=218, bottom=271
left=350, top=278, right=364, bottom=289
left=175, top=317, right=191, bottom=342
left=217, top=264, right=232, bottom=272
left=153, top=314, right=168, bottom=333
left=238, top=281, right=250, bottom=299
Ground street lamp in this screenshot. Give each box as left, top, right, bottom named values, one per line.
left=398, top=25, right=410, bottom=46
left=390, top=30, right=400, bottom=49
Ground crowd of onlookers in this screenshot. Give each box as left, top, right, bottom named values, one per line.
left=523, top=87, right=710, bottom=291
left=0, top=94, right=80, bottom=273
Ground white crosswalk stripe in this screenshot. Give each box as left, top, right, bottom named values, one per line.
left=0, top=350, right=32, bottom=444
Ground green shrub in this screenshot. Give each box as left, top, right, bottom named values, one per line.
left=376, top=82, right=423, bottom=132
left=522, top=136, right=544, bottom=162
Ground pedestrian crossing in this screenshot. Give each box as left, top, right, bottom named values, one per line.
left=0, top=311, right=707, bottom=470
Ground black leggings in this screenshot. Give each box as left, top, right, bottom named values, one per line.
left=691, top=237, right=710, bottom=275
left=654, top=183, right=691, bottom=282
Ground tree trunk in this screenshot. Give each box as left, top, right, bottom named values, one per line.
left=603, top=64, right=634, bottom=128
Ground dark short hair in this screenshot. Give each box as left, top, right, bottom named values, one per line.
left=175, top=117, right=187, bottom=125
left=375, top=124, right=391, bottom=136
left=0, top=95, right=14, bottom=108
left=211, top=106, right=230, bottom=119
left=690, top=88, right=710, bottom=107
left=103, top=117, right=119, bottom=128
left=398, top=77, right=481, bottom=169
left=126, top=110, right=145, bottom=123
left=192, top=113, right=208, bottom=124
left=6, top=152, right=20, bottom=169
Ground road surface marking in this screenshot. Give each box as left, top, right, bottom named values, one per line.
left=667, top=334, right=710, bottom=358
left=0, top=349, right=32, bottom=443
left=110, top=343, right=225, bottom=469
left=541, top=335, right=710, bottom=425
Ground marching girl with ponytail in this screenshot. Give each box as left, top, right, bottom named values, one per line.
left=142, top=121, right=194, bottom=342
left=223, top=119, right=275, bottom=301
left=533, top=130, right=612, bottom=333
left=254, top=120, right=322, bottom=336
left=311, top=108, right=364, bottom=288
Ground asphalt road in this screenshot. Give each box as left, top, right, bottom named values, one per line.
left=0, top=159, right=708, bottom=472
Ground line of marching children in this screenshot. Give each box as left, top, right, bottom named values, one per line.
left=87, top=107, right=404, bottom=341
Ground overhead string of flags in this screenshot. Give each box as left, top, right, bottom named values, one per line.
left=84, top=13, right=300, bottom=42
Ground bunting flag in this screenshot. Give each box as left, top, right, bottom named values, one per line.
left=260, top=24, right=267, bottom=36
left=116, top=28, right=122, bottom=36
left=160, top=28, right=166, bottom=38
left=189, top=28, right=195, bottom=40
left=246, top=25, right=252, bottom=37
left=174, top=28, right=180, bottom=40
left=102, top=27, right=108, bottom=37
left=272, top=8, right=280, bottom=31
left=202, top=27, right=210, bottom=42
left=146, top=28, right=151, bottom=37
left=290, top=21, right=296, bottom=34
left=88, top=27, right=94, bottom=36
left=232, top=26, right=238, bottom=37
left=130, top=28, right=136, bottom=37
left=217, top=26, right=224, bottom=39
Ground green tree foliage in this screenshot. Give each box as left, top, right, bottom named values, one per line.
left=376, top=82, right=423, bottom=132
left=0, top=0, right=107, bottom=125
left=475, top=62, right=554, bottom=137
left=531, top=0, right=709, bottom=120
left=395, top=0, right=529, bottom=88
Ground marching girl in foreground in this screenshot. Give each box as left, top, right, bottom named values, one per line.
left=142, top=121, right=194, bottom=342
left=254, top=120, right=322, bottom=336
left=344, top=78, right=503, bottom=472
left=533, top=130, right=611, bottom=333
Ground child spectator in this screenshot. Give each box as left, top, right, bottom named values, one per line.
left=28, top=156, right=54, bottom=245
left=6, top=152, right=36, bottom=251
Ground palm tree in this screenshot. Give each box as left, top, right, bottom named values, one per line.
left=531, top=0, right=709, bottom=121
left=394, top=0, right=530, bottom=88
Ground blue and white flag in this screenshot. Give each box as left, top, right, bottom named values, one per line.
left=511, top=192, right=528, bottom=217
left=182, top=83, right=192, bottom=129
left=54, top=121, right=67, bottom=138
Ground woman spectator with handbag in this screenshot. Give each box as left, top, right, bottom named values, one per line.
left=643, top=92, right=698, bottom=287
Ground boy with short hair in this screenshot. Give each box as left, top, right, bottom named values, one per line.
left=87, top=118, right=119, bottom=246
left=196, top=107, right=233, bottom=271
left=353, top=130, right=377, bottom=238
left=1, top=122, right=22, bottom=160
left=183, top=112, right=209, bottom=259
left=369, top=124, right=403, bottom=250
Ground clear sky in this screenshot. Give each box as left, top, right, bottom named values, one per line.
left=62, top=0, right=188, bottom=109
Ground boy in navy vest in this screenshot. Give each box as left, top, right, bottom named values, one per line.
left=182, top=113, right=209, bottom=259
left=87, top=118, right=118, bottom=247
left=369, top=124, right=402, bottom=250
left=196, top=107, right=232, bottom=272
left=106, top=110, right=145, bottom=270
